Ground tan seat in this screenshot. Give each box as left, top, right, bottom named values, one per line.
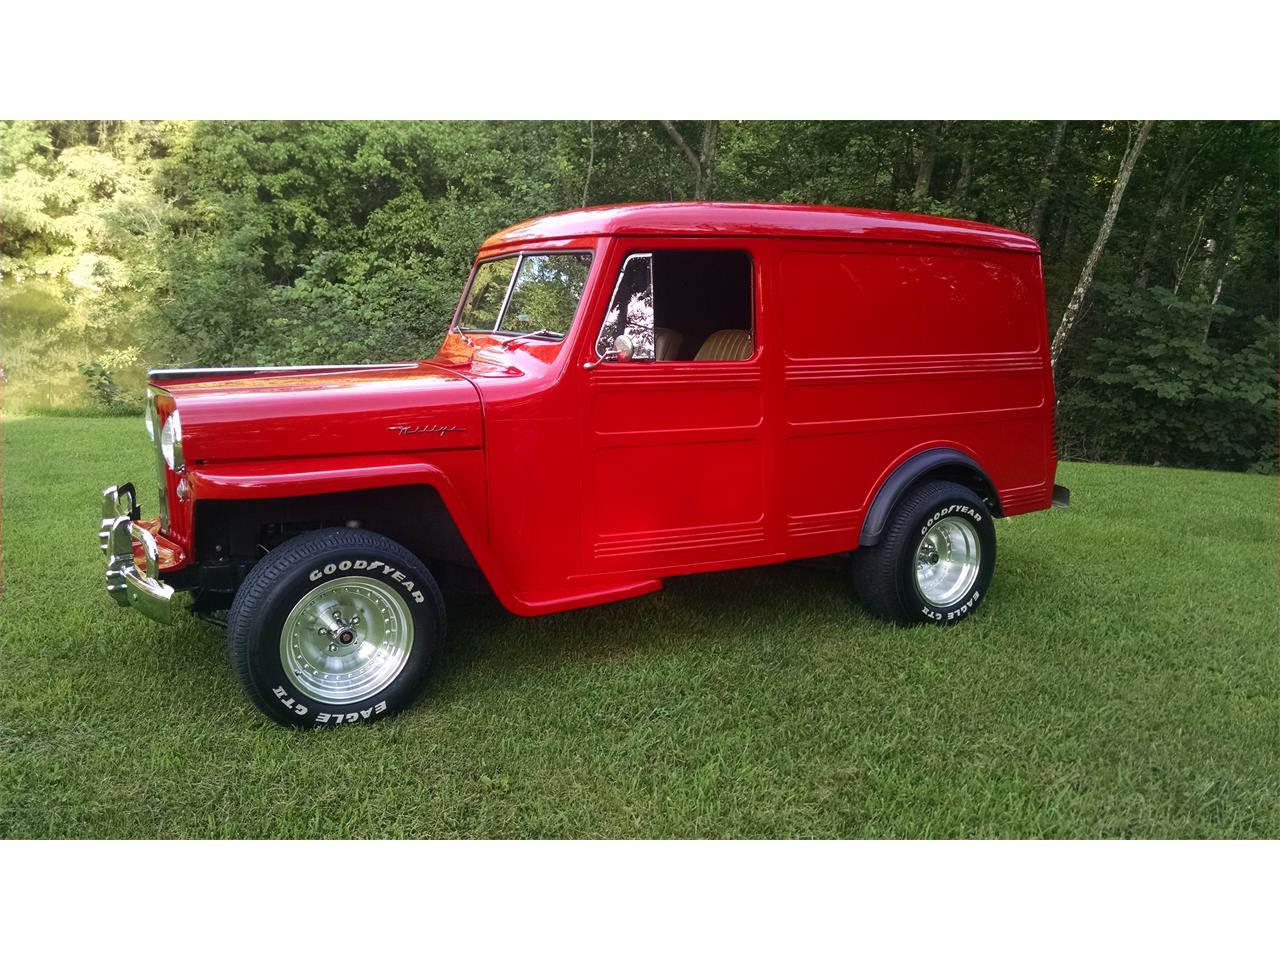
left=655, top=327, right=685, bottom=362
left=694, top=329, right=753, bottom=362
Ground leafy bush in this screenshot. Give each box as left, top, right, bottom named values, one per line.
left=79, top=347, right=141, bottom=411
left=1057, top=283, right=1278, bottom=472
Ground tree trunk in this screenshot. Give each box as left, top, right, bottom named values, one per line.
left=660, top=120, right=719, bottom=200
left=1135, top=124, right=1194, bottom=287
left=1207, top=162, right=1250, bottom=308
left=1050, top=120, right=1154, bottom=369
left=953, top=136, right=974, bottom=205
left=891, top=134, right=913, bottom=195
left=698, top=121, right=719, bottom=199
left=913, top=121, right=942, bottom=199
left=1026, top=120, right=1068, bottom=241
left=1172, top=214, right=1205, bottom=296
left=581, top=120, right=595, bottom=206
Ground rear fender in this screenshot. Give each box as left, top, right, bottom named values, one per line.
left=859, top=448, right=1002, bottom=547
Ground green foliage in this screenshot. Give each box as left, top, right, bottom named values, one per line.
left=2, top=119, right=1276, bottom=469
left=78, top=359, right=122, bottom=407
left=1058, top=284, right=1278, bottom=471
left=78, top=346, right=141, bottom=411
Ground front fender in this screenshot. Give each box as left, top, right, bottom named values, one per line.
left=187, top=453, right=522, bottom=610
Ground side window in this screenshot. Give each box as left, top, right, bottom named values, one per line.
left=594, top=249, right=754, bottom=362
left=596, top=254, right=655, bottom=360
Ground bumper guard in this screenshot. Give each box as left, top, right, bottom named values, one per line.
left=101, top=484, right=174, bottom=623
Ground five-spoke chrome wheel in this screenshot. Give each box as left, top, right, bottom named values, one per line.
left=280, top=576, right=414, bottom=704
left=913, top=516, right=982, bottom=607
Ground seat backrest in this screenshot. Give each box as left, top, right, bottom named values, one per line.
left=654, top=327, right=685, bottom=362
left=694, top=329, right=753, bottom=362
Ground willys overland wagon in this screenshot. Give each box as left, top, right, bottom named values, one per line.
left=99, top=203, right=1069, bottom=726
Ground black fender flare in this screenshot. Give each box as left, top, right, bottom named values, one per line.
left=858, top=449, right=1002, bottom=547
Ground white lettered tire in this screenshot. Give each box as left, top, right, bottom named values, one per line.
left=227, top=528, right=445, bottom=727
left=852, top=480, right=996, bottom=625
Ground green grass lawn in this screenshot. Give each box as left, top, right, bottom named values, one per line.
left=2, top=415, right=1277, bottom=838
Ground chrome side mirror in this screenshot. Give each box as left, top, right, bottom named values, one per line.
left=583, top=335, right=638, bottom=369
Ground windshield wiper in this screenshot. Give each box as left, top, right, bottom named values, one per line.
left=501, top=328, right=564, bottom=349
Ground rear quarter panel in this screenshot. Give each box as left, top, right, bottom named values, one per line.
left=775, top=238, right=1054, bottom=555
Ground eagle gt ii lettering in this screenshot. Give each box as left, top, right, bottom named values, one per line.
left=96, top=203, right=1070, bottom=727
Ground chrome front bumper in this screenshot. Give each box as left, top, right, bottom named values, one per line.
left=100, top=484, right=174, bottom=623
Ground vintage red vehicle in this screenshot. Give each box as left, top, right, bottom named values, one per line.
left=100, top=202, right=1068, bottom=726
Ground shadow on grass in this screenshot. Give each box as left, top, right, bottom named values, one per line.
left=431, top=558, right=862, bottom=683
left=162, top=526, right=1094, bottom=715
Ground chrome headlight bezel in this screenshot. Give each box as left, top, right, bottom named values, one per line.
left=160, top=410, right=184, bottom=471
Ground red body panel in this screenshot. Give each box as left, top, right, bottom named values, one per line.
left=150, top=203, right=1059, bottom=617
left=483, top=202, right=1040, bottom=254
left=169, top=364, right=483, bottom=463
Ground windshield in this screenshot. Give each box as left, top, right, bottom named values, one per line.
left=456, top=252, right=592, bottom=339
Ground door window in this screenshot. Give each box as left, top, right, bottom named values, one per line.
left=594, top=250, right=753, bottom=362
left=596, top=254, right=655, bottom=360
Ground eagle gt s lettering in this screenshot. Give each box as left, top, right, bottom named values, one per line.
left=96, top=203, right=1069, bottom=727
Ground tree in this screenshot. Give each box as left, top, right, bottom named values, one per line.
left=659, top=121, right=719, bottom=199
left=912, top=121, right=942, bottom=199
left=952, top=133, right=975, bottom=206
left=1050, top=120, right=1154, bottom=368
left=1026, top=120, right=1068, bottom=241
left=3, top=119, right=1275, bottom=472
left=581, top=120, right=595, bottom=206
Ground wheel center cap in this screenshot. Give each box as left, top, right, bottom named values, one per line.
left=338, top=629, right=356, bottom=645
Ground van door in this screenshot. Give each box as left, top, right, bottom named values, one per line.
left=577, top=241, right=777, bottom=576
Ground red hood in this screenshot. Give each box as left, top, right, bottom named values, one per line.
left=153, top=363, right=483, bottom=463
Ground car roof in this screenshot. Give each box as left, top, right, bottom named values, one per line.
left=479, top=202, right=1040, bottom=254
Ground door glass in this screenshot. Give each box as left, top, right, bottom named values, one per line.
left=596, top=254, right=655, bottom=360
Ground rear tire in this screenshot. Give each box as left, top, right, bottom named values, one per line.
left=227, top=528, right=445, bottom=727
left=852, top=480, right=995, bottom=625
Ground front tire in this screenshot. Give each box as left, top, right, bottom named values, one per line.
left=852, top=480, right=996, bottom=625
left=227, top=528, right=445, bottom=728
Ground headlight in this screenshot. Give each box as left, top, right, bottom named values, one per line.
left=160, top=410, right=184, bottom=471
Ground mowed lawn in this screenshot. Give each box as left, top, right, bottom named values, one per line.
left=2, top=416, right=1277, bottom=838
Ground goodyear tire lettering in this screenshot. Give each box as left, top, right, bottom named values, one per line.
left=306, top=559, right=428, bottom=603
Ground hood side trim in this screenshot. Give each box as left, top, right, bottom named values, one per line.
left=149, top=363, right=418, bottom=383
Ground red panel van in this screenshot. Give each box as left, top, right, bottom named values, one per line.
left=98, top=203, right=1069, bottom=726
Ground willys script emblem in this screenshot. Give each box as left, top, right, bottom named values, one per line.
left=387, top=424, right=466, bottom=437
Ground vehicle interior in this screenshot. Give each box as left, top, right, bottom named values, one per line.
left=652, top=249, right=753, bottom=361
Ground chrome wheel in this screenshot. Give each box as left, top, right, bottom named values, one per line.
left=280, top=575, right=414, bottom=704
left=914, top=517, right=982, bottom=607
